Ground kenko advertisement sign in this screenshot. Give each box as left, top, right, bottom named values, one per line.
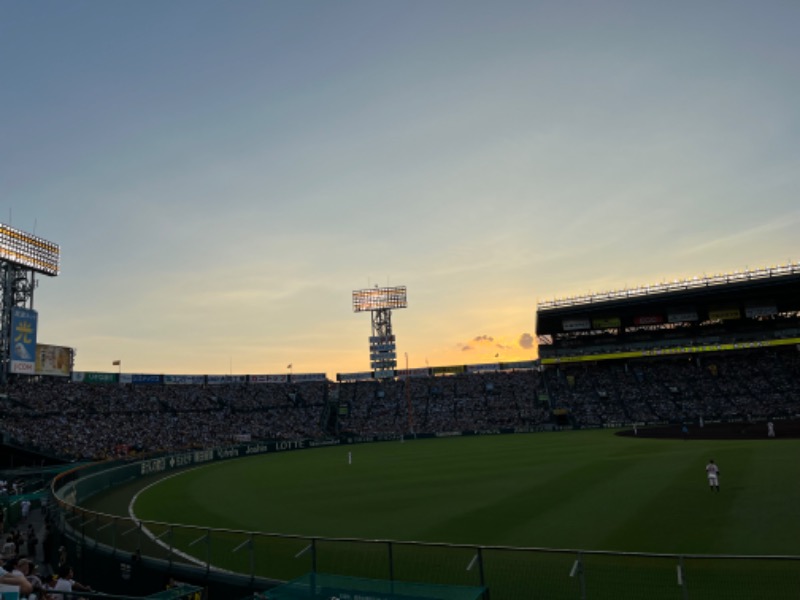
left=35, top=344, right=71, bottom=377
left=10, top=307, right=38, bottom=374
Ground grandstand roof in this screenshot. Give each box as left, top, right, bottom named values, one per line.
left=536, top=267, right=800, bottom=336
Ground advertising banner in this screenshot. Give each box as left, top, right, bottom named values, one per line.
left=207, top=375, right=248, bottom=385
left=592, top=317, right=621, bottom=329
left=709, top=307, right=741, bottom=321
left=542, top=351, right=649, bottom=364
left=499, top=360, right=538, bottom=371
left=667, top=309, right=698, bottom=323
left=633, top=315, right=664, bottom=326
left=541, top=338, right=800, bottom=365
left=35, top=344, right=71, bottom=377
left=562, top=318, right=590, bottom=331
left=431, top=365, right=465, bottom=375
left=124, top=374, right=163, bottom=385
left=291, top=373, right=327, bottom=382
left=465, top=363, right=500, bottom=373
left=249, top=374, right=288, bottom=384
left=745, top=305, right=777, bottom=318
left=337, top=372, right=374, bottom=382
left=10, top=307, right=38, bottom=374
left=164, top=374, right=205, bottom=385
left=72, top=372, right=119, bottom=384
left=402, top=367, right=432, bottom=378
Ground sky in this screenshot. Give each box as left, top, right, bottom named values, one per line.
left=2, top=1, right=799, bottom=378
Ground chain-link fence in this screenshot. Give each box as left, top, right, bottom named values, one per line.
left=55, top=504, right=800, bottom=599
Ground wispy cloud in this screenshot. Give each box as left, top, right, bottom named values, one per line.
left=676, top=212, right=800, bottom=260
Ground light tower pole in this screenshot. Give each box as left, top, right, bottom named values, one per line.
left=352, top=285, right=407, bottom=379
left=0, top=224, right=61, bottom=384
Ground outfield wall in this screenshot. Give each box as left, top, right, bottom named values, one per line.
left=54, top=429, right=555, bottom=506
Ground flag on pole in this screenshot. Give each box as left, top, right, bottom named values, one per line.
left=112, top=360, right=121, bottom=366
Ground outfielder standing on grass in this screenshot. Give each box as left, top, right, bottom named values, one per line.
left=706, top=459, right=720, bottom=492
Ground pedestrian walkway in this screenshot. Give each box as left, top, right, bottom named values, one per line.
left=2, top=501, right=53, bottom=577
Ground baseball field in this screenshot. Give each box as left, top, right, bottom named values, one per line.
left=129, top=429, right=800, bottom=555
left=84, top=428, right=800, bottom=598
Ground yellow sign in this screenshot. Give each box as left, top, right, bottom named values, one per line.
left=592, top=317, right=621, bottom=329
left=540, top=337, right=800, bottom=365
left=708, top=308, right=741, bottom=321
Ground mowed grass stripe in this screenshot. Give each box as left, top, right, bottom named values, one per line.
left=719, top=440, right=800, bottom=554
left=130, top=431, right=800, bottom=556
left=597, top=444, right=730, bottom=554
left=477, top=437, right=707, bottom=551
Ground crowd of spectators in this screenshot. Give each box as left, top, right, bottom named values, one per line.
left=545, top=348, right=800, bottom=427
left=0, top=503, right=93, bottom=599
left=0, top=348, right=799, bottom=461
left=336, top=370, right=550, bottom=436
left=0, top=380, right=330, bottom=460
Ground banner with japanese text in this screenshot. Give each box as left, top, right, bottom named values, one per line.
left=10, top=307, right=38, bottom=374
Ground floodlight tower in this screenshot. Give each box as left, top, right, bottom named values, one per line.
left=0, top=223, right=60, bottom=383
left=352, top=285, right=407, bottom=379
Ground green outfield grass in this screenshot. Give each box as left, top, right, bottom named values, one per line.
left=131, top=430, right=800, bottom=556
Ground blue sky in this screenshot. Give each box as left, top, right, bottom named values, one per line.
left=3, top=1, right=798, bottom=377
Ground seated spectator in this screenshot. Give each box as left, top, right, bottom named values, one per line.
left=1, top=534, right=16, bottom=560
left=21, top=560, right=47, bottom=598
left=48, top=563, right=93, bottom=600
left=0, top=557, right=33, bottom=595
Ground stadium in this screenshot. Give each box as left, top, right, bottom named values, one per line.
left=2, top=228, right=800, bottom=599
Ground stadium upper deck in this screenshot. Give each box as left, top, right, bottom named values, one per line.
left=536, top=263, right=800, bottom=360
